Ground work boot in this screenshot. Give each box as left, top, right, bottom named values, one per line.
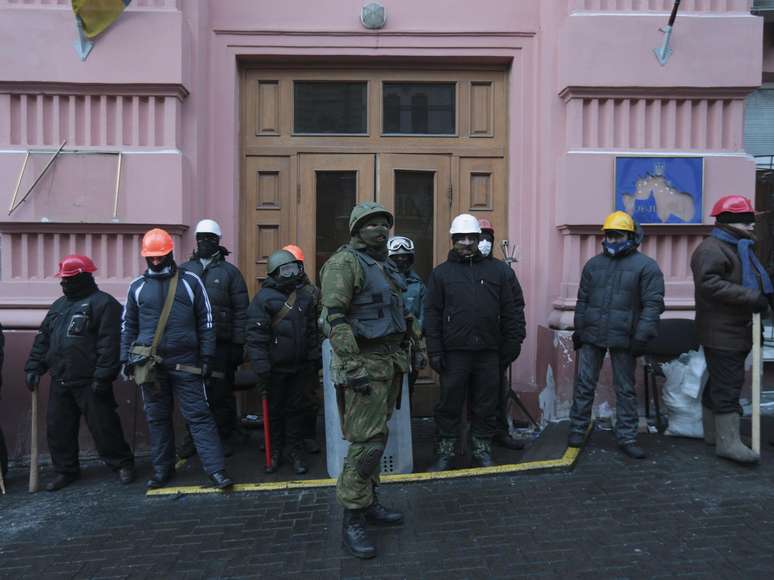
left=427, top=438, right=456, bottom=472
left=177, top=436, right=197, bottom=459
left=365, top=491, right=403, bottom=526
left=472, top=437, right=495, bottom=468
left=701, top=407, right=715, bottom=446
left=342, top=509, right=376, bottom=559
left=118, top=466, right=135, bottom=485
left=618, top=443, right=647, bottom=459
left=715, top=412, right=759, bottom=464
left=210, top=470, right=234, bottom=489
left=494, top=431, right=525, bottom=450
left=567, top=431, right=586, bottom=448
left=145, top=468, right=175, bottom=490
left=46, top=472, right=79, bottom=492
left=264, top=451, right=282, bottom=474
left=288, top=451, right=308, bottom=475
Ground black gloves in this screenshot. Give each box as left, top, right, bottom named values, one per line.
left=630, top=340, right=649, bottom=358
left=753, top=293, right=769, bottom=314
left=429, top=354, right=444, bottom=374
left=572, top=332, right=583, bottom=351
left=256, top=372, right=271, bottom=395
left=25, top=372, right=40, bottom=392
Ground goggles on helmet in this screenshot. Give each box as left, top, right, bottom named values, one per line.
left=388, top=236, right=415, bottom=255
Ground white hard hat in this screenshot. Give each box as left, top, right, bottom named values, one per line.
left=195, top=219, right=222, bottom=237
left=449, top=213, right=482, bottom=236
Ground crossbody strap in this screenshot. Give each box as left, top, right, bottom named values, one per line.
left=271, top=290, right=297, bottom=329
left=150, top=271, right=179, bottom=356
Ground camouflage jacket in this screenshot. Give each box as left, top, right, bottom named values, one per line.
left=320, top=240, right=424, bottom=384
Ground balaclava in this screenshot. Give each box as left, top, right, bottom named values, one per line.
left=354, top=215, right=390, bottom=261
left=453, top=233, right=480, bottom=259
left=146, top=252, right=175, bottom=274
left=196, top=233, right=221, bottom=260
left=61, top=272, right=98, bottom=300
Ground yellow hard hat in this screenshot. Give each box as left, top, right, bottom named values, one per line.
left=601, top=211, right=635, bottom=233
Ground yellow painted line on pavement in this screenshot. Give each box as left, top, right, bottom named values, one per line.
left=146, top=446, right=582, bottom=497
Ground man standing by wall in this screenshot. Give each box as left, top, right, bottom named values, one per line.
left=424, top=214, right=521, bottom=471
left=25, top=255, right=135, bottom=491
left=568, top=212, right=665, bottom=459
left=121, top=229, right=233, bottom=490
left=320, top=202, right=425, bottom=559
left=691, top=195, right=770, bottom=464
left=179, top=219, right=249, bottom=458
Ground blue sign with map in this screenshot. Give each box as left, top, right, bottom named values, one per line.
left=615, top=157, right=703, bottom=224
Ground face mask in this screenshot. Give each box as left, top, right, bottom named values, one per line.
left=478, top=240, right=492, bottom=257
left=360, top=225, right=389, bottom=248
left=391, top=254, right=413, bottom=274
left=60, top=273, right=96, bottom=299
left=196, top=236, right=220, bottom=259
left=147, top=253, right=173, bottom=273
left=453, top=234, right=479, bottom=258
left=728, top=222, right=755, bottom=232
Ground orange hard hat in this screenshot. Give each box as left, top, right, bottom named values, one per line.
left=141, top=228, right=174, bottom=257
left=283, top=244, right=305, bottom=262
left=55, top=254, right=97, bottom=278
left=478, top=218, right=494, bottom=234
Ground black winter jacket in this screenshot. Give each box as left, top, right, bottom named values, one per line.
left=574, top=249, right=665, bottom=350
left=424, top=250, right=521, bottom=360
left=120, top=265, right=216, bottom=366
left=486, top=256, right=527, bottom=345
left=245, top=277, right=318, bottom=375
left=180, top=250, right=249, bottom=345
left=26, top=288, right=123, bottom=384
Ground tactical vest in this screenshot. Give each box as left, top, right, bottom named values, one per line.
left=346, top=247, right=407, bottom=340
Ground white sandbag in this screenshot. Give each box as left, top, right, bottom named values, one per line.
left=661, top=349, right=706, bottom=439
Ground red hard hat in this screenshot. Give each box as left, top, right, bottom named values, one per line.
left=478, top=218, right=494, bottom=233
left=141, top=228, right=174, bottom=257
left=283, top=244, right=305, bottom=262
left=55, top=254, right=97, bottom=278
left=710, top=195, right=755, bottom=217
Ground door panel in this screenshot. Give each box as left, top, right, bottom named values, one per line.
left=241, top=155, right=295, bottom=297
left=378, top=154, right=452, bottom=417
left=458, top=156, right=507, bottom=255
left=298, top=154, right=375, bottom=280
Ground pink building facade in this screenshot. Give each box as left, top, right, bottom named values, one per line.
left=0, top=0, right=766, bottom=457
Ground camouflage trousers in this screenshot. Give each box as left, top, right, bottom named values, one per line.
left=336, top=353, right=405, bottom=510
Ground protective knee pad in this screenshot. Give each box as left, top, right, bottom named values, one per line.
left=355, top=443, right=385, bottom=480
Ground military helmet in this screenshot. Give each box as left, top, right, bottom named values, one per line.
left=267, top=249, right=298, bottom=276
left=348, top=202, right=394, bottom=235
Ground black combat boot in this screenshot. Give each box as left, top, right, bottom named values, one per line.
left=210, top=470, right=234, bottom=489
left=427, top=438, right=456, bottom=472
left=472, top=437, right=495, bottom=468
left=619, top=443, right=647, bottom=460
left=46, top=472, right=79, bottom=492
left=365, top=490, right=403, bottom=525
left=288, top=451, right=308, bottom=475
left=567, top=431, right=586, bottom=448
left=146, top=468, right=175, bottom=490
left=342, top=509, right=376, bottom=559
left=264, top=451, right=282, bottom=474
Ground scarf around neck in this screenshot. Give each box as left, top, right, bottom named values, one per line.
left=711, top=227, right=774, bottom=295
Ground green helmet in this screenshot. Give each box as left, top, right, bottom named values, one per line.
left=267, top=249, right=298, bottom=276
left=348, top=202, right=394, bottom=235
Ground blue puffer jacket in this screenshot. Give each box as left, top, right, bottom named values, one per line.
left=574, top=246, right=665, bottom=350
left=120, top=264, right=216, bottom=366
left=402, top=269, right=426, bottom=328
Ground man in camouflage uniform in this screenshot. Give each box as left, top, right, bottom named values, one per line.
left=320, top=201, right=426, bottom=560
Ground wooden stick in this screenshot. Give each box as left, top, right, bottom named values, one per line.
left=8, top=151, right=30, bottom=214
left=752, top=312, right=762, bottom=456
left=28, top=387, right=39, bottom=493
